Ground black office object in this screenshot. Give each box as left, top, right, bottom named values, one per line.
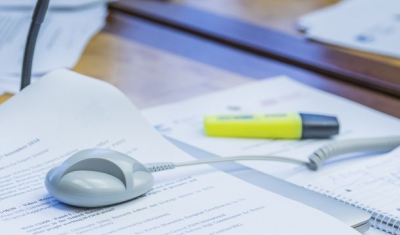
left=21, top=0, right=50, bottom=90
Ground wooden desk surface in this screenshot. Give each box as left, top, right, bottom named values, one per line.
left=110, top=0, right=400, bottom=97
left=169, top=0, right=400, bottom=67
left=67, top=11, right=400, bottom=118
left=2, top=10, right=400, bottom=120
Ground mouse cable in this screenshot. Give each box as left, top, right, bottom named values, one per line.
left=144, top=136, right=400, bottom=173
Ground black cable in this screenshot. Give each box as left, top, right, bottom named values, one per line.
left=20, top=0, right=50, bottom=90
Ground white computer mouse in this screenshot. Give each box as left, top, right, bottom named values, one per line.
left=45, top=149, right=154, bottom=207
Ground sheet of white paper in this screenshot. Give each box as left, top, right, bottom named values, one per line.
left=297, top=0, right=397, bottom=30
left=297, top=0, right=400, bottom=58
left=296, top=0, right=350, bottom=31
left=0, top=5, right=106, bottom=76
left=0, top=0, right=113, bottom=9
left=141, top=76, right=400, bottom=181
left=0, top=70, right=359, bottom=235
left=306, top=15, right=400, bottom=58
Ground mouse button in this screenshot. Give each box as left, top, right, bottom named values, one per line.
left=132, top=171, right=154, bottom=192
left=61, top=158, right=127, bottom=188
left=60, top=149, right=104, bottom=165
left=46, top=149, right=117, bottom=182
left=60, top=149, right=133, bottom=168
left=58, top=171, right=126, bottom=196
left=46, top=167, right=59, bottom=186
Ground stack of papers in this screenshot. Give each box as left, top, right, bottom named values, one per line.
left=0, top=2, right=108, bottom=93
left=0, top=69, right=360, bottom=235
left=142, top=76, right=400, bottom=182
left=297, top=0, right=400, bottom=58
left=142, top=76, right=400, bottom=234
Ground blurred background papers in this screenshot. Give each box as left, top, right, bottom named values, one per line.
left=297, top=0, right=400, bottom=59
left=0, top=0, right=114, bottom=9
left=0, top=3, right=108, bottom=94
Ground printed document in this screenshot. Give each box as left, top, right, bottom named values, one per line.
left=143, top=75, right=400, bottom=235
left=297, top=0, right=400, bottom=58
left=142, top=76, right=400, bottom=182
left=0, top=69, right=358, bottom=234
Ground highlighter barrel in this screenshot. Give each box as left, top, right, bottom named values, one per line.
left=204, top=113, right=339, bottom=139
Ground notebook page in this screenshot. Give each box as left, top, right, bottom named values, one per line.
left=306, top=147, right=400, bottom=233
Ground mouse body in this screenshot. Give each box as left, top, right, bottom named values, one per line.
left=45, top=149, right=154, bottom=207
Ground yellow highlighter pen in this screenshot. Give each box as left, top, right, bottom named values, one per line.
left=204, top=113, right=339, bottom=139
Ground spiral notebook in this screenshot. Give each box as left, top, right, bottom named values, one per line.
left=305, top=147, right=400, bottom=234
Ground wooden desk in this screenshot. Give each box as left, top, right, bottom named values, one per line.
left=67, top=11, right=400, bottom=118
left=2, top=10, right=400, bottom=119
left=110, top=0, right=400, bottom=97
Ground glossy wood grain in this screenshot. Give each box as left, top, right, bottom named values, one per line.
left=74, top=11, right=400, bottom=118
left=170, top=0, right=400, bottom=67
left=171, top=0, right=339, bottom=36
left=3, top=11, right=399, bottom=119
left=110, top=0, right=400, bottom=97
left=0, top=93, right=12, bottom=104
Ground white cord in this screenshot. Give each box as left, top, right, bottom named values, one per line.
left=145, top=136, right=400, bottom=173
left=308, top=136, right=400, bottom=170
left=175, top=155, right=308, bottom=167
left=145, top=156, right=308, bottom=173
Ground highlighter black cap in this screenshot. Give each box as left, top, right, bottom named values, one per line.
left=300, top=113, right=339, bottom=139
